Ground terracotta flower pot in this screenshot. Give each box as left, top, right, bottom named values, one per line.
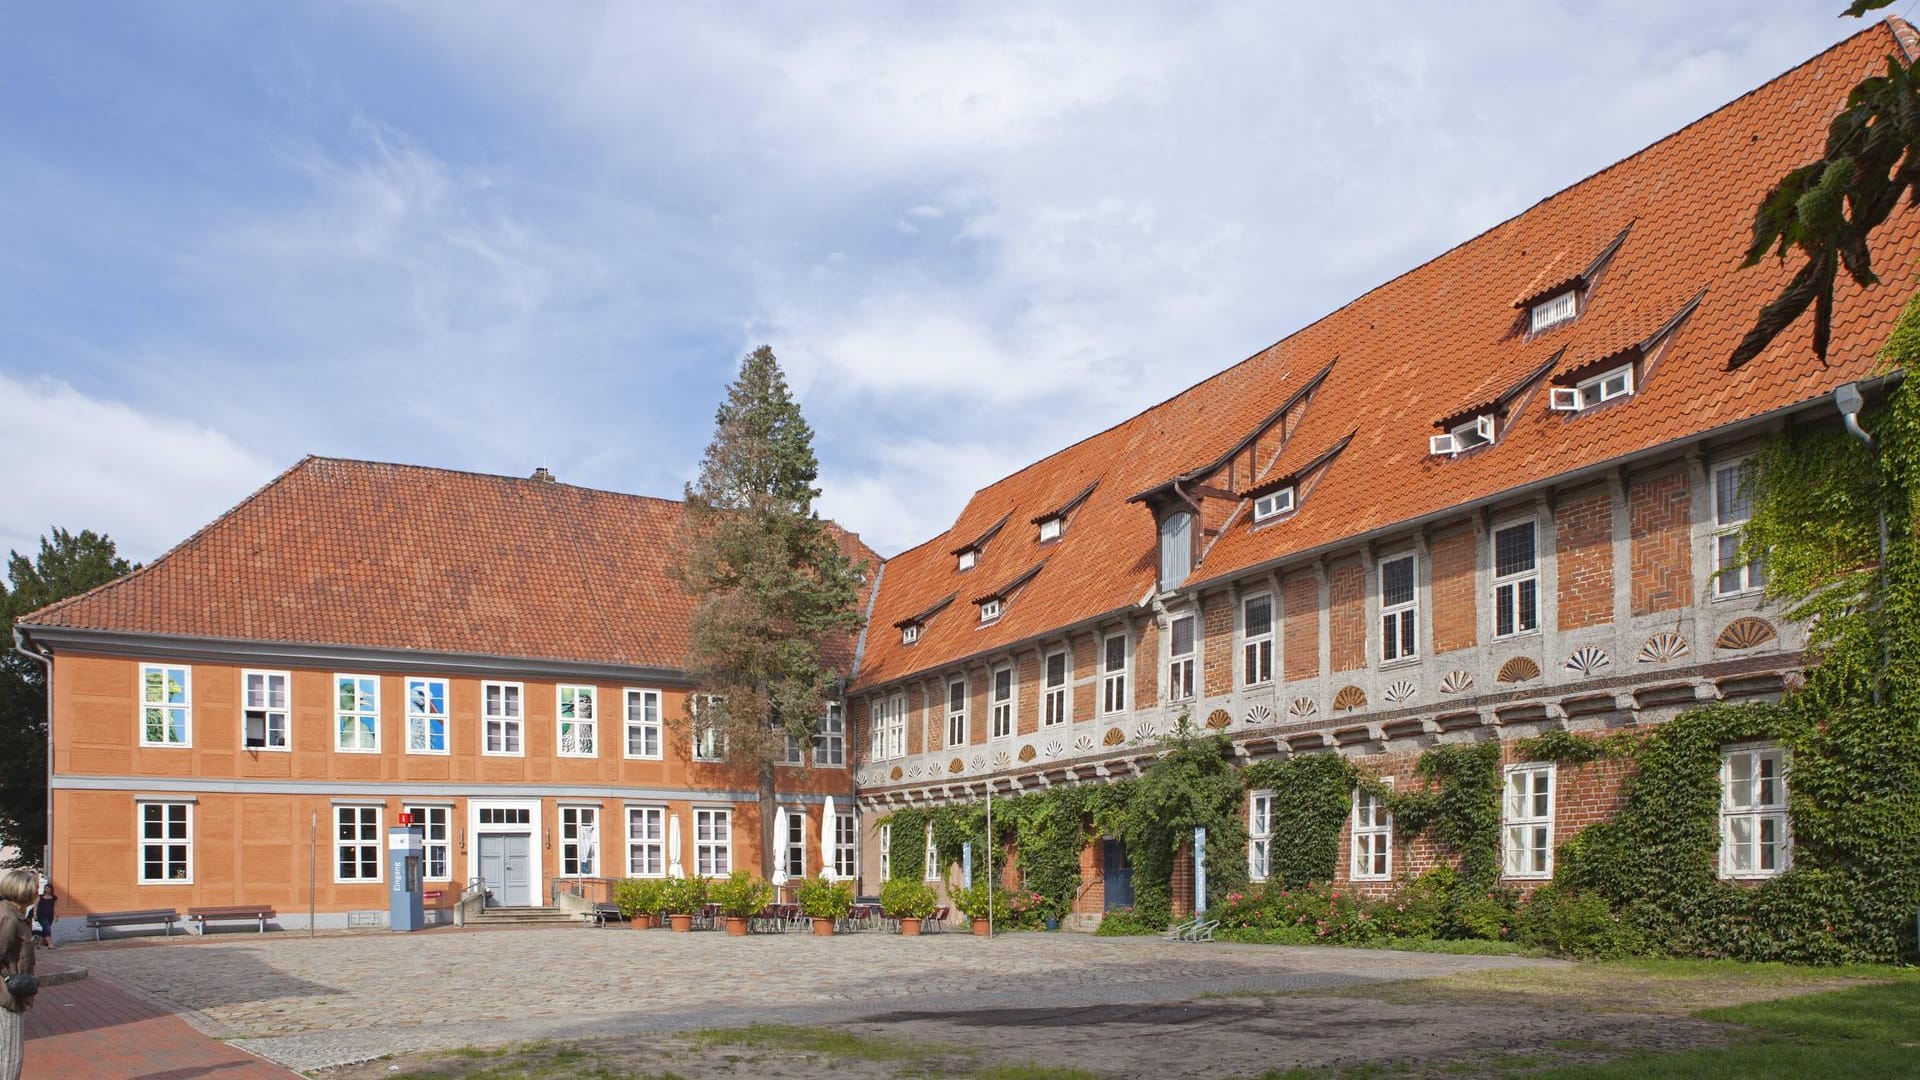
left=669, top=914, right=694, bottom=932
left=899, top=917, right=922, bottom=937
left=972, top=917, right=991, bottom=936
left=812, top=916, right=836, bottom=936
left=629, top=913, right=655, bottom=929
left=725, top=916, right=750, bottom=937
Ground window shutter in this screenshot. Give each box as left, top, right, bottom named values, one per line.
left=1549, top=387, right=1581, bottom=412
left=1429, top=433, right=1457, bottom=456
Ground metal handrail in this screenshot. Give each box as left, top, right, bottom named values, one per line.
left=454, top=876, right=487, bottom=927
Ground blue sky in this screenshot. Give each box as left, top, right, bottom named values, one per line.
left=0, top=2, right=1871, bottom=561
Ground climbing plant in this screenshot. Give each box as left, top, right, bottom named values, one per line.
left=1241, top=754, right=1355, bottom=887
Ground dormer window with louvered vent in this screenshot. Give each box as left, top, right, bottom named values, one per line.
left=1430, top=414, right=1496, bottom=456
left=1252, top=487, right=1295, bottom=522
left=1529, top=290, right=1578, bottom=333
left=1550, top=364, right=1634, bottom=413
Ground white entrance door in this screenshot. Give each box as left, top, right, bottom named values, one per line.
left=478, top=833, right=533, bottom=906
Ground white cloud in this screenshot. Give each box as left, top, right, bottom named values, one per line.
left=0, top=374, right=277, bottom=563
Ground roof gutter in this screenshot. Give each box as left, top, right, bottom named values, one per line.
left=13, top=626, right=52, bottom=877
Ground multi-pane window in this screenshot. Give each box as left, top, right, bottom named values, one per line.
left=833, top=811, right=857, bottom=879
left=1168, top=614, right=1196, bottom=701
left=335, top=804, right=381, bottom=882
left=1714, top=459, right=1767, bottom=596
left=624, top=689, right=662, bottom=759
left=1101, top=634, right=1128, bottom=715
left=1379, top=555, right=1417, bottom=663
left=1043, top=651, right=1069, bottom=725
left=626, top=806, right=665, bottom=877
left=1501, top=763, right=1555, bottom=878
left=557, top=685, right=598, bottom=757
left=560, top=805, right=599, bottom=876
left=335, top=675, right=380, bottom=752
left=813, top=702, right=846, bottom=766
left=1159, top=511, right=1194, bottom=590
left=1253, top=487, right=1295, bottom=522
left=242, top=670, right=289, bottom=750
left=403, top=804, right=451, bottom=880
left=140, top=664, right=192, bottom=746
left=1351, top=784, right=1392, bottom=880
left=1242, top=595, right=1274, bottom=685
left=923, top=823, right=940, bottom=881
left=782, top=808, right=806, bottom=879
left=947, top=679, right=968, bottom=746
left=478, top=806, right=530, bottom=825
left=980, top=598, right=1002, bottom=623
left=482, top=681, right=523, bottom=755
left=692, top=694, right=727, bottom=761
left=869, top=694, right=906, bottom=761
left=1721, top=745, right=1790, bottom=878
left=1551, top=365, right=1634, bottom=411
left=694, top=808, right=731, bottom=876
left=406, top=678, right=449, bottom=754
left=138, top=801, right=191, bottom=883
left=879, top=823, right=892, bottom=881
left=991, top=665, right=1014, bottom=739
left=1248, top=790, right=1273, bottom=882
left=1493, top=522, right=1540, bottom=638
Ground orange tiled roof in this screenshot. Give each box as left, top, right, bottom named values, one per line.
left=853, top=20, right=1920, bottom=691
left=21, top=457, right=878, bottom=672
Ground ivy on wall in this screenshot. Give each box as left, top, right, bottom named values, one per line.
left=1242, top=754, right=1355, bottom=887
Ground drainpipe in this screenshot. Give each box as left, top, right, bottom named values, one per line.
left=12, top=628, right=52, bottom=879
left=1833, top=383, right=1888, bottom=707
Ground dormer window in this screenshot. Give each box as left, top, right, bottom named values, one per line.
left=1530, top=290, right=1577, bottom=333
left=1550, top=364, right=1634, bottom=413
left=1038, top=516, right=1062, bottom=542
left=901, top=623, right=921, bottom=645
left=957, top=549, right=977, bottom=572
left=1430, top=414, right=1496, bottom=456
left=1252, top=487, right=1295, bottom=522
left=1158, top=511, right=1194, bottom=591
left=979, top=598, right=1002, bottom=623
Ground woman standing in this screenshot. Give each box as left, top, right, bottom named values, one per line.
left=0, top=869, right=37, bottom=1080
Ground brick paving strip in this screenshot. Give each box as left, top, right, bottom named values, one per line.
left=24, top=964, right=301, bottom=1079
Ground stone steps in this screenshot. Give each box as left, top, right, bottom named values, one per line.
left=471, top=906, right=583, bottom=927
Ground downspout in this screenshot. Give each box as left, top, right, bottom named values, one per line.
left=1834, top=382, right=1887, bottom=707
left=12, top=627, right=52, bottom=877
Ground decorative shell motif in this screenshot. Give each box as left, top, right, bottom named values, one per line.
left=1016, top=744, right=1037, bottom=762
left=1638, top=631, right=1691, bottom=664
left=1382, top=680, right=1416, bottom=704
left=948, top=757, right=965, bottom=774
left=1103, top=727, right=1126, bottom=747
left=906, top=764, right=922, bottom=778
left=1716, top=617, right=1778, bottom=651
left=1074, top=734, right=1096, bottom=752
left=1332, top=685, right=1369, bottom=712
left=1043, top=739, right=1064, bottom=758
left=971, top=754, right=988, bottom=771
left=1564, top=646, right=1611, bottom=676
left=1439, top=670, right=1475, bottom=695
left=890, top=765, right=904, bottom=781
left=1288, top=697, right=1318, bottom=719
left=1244, top=704, right=1275, bottom=726
left=1133, top=719, right=1159, bottom=741
left=991, top=750, right=1011, bottom=768
left=1497, top=656, right=1542, bottom=684
left=1205, top=708, right=1232, bottom=730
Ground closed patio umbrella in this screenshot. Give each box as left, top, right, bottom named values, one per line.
left=668, top=812, right=684, bottom=878
left=772, top=806, right=789, bottom=885
left=821, top=796, right=835, bottom=879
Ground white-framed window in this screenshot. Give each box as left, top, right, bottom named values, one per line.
left=1550, top=365, right=1634, bottom=412
left=477, top=806, right=531, bottom=825
left=980, top=598, right=1002, bottom=623
left=1100, top=634, right=1128, bottom=715
left=813, top=702, right=846, bottom=766
left=947, top=678, right=968, bottom=747
left=482, top=681, right=523, bottom=756
left=833, top=810, right=856, bottom=879
left=694, top=807, right=731, bottom=876
left=1043, top=650, right=1069, bottom=725
left=990, top=664, right=1014, bottom=739
left=1159, top=511, right=1194, bottom=591
left=139, top=663, right=192, bottom=747
left=1242, top=594, right=1274, bottom=686
left=1248, top=790, right=1273, bottom=882
left=901, top=623, right=921, bottom=645
left=692, top=694, right=727, bottom=761
left=781, top=807, right=806, bottom=880
left=1167, top=614, right=1196, bottom=701
left=335, top=804, right=382, bottom=883
left=624, top=688, right=662, bottom=759
left=1351, top=781, right=1393, bottom=881
left=625, top=805, right=665, bottom=878
left=560, top=804, right=599, bottom=876
left=923, top=823, right=939, bottom=881
left=557, top=684, right=598, bottom=757
left=242, top=669, right=289, bottom=750
left=406, top=678, right=449, bottom=754
left=403, top=804, right=451, bottom=880
left=1501, top=763, right=1555, bottom=878
left=1714, top=458, right=1768, bottom=597
left=137, top=800, right=192, bottom=883
left=1379, top=554, right=1417, bottom=663
left=1530, top=289, right=1578, bottom=332
left=1039, top=516, right=1062, bottom=542
left=1253, top=487, right=1296, bottom=523
left=879, top=822, right=892, bottom=881
left=1493, top=521, right=1540, bottom=638
left=869, top=693, right=906, bottom=761
left=1431, top=413, right=1496, bottom=456
left=335, top=674, right=380, bottom=752
left=958, top=548, right=977, bottom=572
left=1721, top=744, right=1790, bottom=879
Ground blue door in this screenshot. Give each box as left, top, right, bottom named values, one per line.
left=1102, top=839, right=1133, bottom=910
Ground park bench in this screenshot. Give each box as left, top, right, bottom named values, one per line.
left=590, top=903, right=625, bottom=927
left=84, top=908, right=181, bottom=940
left=186, top=905, right=276, bottom=935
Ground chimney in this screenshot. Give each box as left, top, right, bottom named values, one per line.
left=530, top=467, right=555, bottom=483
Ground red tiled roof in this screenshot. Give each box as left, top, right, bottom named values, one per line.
left=853, top=20, right=1920, bottom=691
left=21, top=457, right=878, bottom=672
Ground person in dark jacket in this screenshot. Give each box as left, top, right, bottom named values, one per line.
left=31, top=887, right=52, bottom=950
left=0, top=868, right=38, bottom=1080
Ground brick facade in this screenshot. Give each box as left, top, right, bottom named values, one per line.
left=1282, top=569, right=1320, bottom=682
left=1201, top=592, right=1233, bottom=697
left=1429, top=523, right=1477, bottom=654
left=1629, top=467, right=1693, bottom=616
left=1555, top=484, right=1615, bottom=631
left=1328, top=556, right=1367, bottom=673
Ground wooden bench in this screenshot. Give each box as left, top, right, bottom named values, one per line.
left=590, top=903, right=625, bottom=927
left=186, top=905, right=276, bottom=935
left=85, top=908, right=180, bottom=940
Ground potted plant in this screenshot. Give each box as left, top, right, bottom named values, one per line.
left=950, top=881, right=1002, bottom=936
left=660, top=875, right=708, bottom=932
left=795, top=876, right=854, bottom=935
left=879, top=878, right=937, bottom=936
left=710, top=869, right=774, bottom=936
left=612, top=877, right=663, bottom=929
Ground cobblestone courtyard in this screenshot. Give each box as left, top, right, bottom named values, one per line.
left=69, top=927, right=1562, bottom=1072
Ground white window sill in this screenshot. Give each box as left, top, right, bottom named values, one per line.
left=1378, top=656, right=1421, bottom=671
left=335, top=747, right=382, bottom=755
left=406, top=748, right=451, bottom=756
left=1710, top=588, right=1766, bottom=603
left=1501, top=871, right=1553, bottom=881
left=244, top=745, right=293, bottom=753
left=1491, top=630, right=1542, bottom=643
left=140, top=742, right=193, bottom=749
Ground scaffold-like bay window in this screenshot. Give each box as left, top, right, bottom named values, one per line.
left=1501, top=763, right=1555, bottom=878
left=1248, top=790, right=1273, bottom=882
left=1721, top=744, right=1790, bottom=878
